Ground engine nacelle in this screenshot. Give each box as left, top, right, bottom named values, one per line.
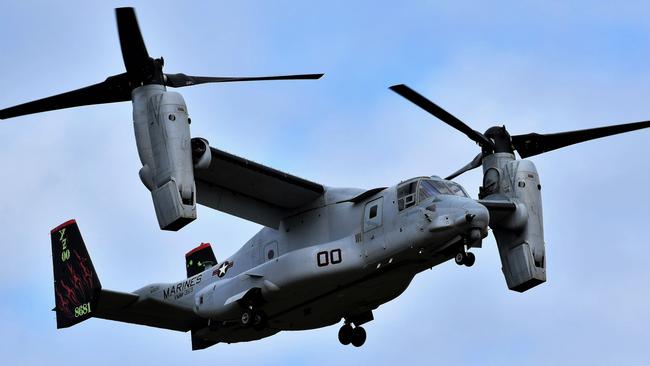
left=132, top=85, right=196, bottom=231
left=191, top=137, right=212, bottom=170
left=481, top=153, right=546, bottom=292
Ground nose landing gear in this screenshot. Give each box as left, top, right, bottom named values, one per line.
left=338, top=321, right=367, bottom=347
left=455, top=251, right=475, bottom=267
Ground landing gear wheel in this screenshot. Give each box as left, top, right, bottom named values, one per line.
left=455, top=252, right=466, bottom=265
left=350, top=326, right=366, bottom=347
left=240, top=309, right=253, bottom=327
left=252, top=310, right=267, bottom=330
left=338, top=324, right=353, bottom=345
left=464, top=252, right=476, bottom=267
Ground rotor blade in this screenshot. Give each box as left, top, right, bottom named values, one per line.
left=164, top=73, right=324, bottom=88
left=512, top=120, right=650, bottom=158
left=389, top=84, right=494, bottom=149
left=445, top=152, right=483, bottom=180
left=0, top=73, right=132, bottom=120
left=115, top=7, right=151, bottom=79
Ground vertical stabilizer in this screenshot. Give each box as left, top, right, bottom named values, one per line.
left=51, top=220, right=102, bottom=328
left=185, top=242, right=217, bottom=277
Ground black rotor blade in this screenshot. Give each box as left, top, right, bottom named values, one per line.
left=0, top=73, right=132, bottom=120
left=390, top=84, right=494, bottom=149
left=512, top=120, right=650, bottom=158
left=445, top=152, right=483, bottom=180
left=164, top=73, right=324, bottom=88
left=115, top=7, right=151, bottom=80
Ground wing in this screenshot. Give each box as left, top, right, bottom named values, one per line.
left=95, top=289, right=203, bottom=332
left=194, top=147, right=325, bottom=228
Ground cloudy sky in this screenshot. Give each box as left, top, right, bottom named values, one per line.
left=2, top=1, right=650, bottom=365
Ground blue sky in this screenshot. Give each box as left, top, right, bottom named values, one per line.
left=2, top=1, right=650, bottom=365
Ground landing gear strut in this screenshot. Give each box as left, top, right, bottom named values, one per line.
left=455, top=251, right=475, bottom=267
left=338, top=321, right=367, bottom=347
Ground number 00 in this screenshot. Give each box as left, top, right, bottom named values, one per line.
left=317, top=249, right=342, bottom=267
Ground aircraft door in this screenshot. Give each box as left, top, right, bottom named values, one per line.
left=363, top=197, right=386, bottom=261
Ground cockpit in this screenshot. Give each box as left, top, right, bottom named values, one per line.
left=397, top=177, right=469, bottom=211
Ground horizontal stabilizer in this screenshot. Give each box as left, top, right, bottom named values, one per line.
left=94, top=289, right=201, bottom=332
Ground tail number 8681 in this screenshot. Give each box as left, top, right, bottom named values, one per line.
left=74, top=302, right=92, bottom=317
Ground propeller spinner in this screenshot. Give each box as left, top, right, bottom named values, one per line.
left=390, top=84, right=650, bottom=180
left=0, top=7, right=323, bottom=120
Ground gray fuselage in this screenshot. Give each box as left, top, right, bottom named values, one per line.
left=132, top=177, right=489, bottom=343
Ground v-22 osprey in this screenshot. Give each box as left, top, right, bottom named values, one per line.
left=2, top=8, right=650, bottom=350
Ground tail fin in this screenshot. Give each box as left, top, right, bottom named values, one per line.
left=51, top=219, right=101, bottom=328
left=185, top=242, right=217, bottom=278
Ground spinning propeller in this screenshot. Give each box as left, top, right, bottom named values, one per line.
left=0, top=7, right=322, bottom=120
left=390, top=84, right=650, bottom=180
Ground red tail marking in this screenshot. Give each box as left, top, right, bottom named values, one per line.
left=59, top=280, right=79, bottom=304
left=74, top=250, right=94, bottom=289
left=186, top=242, right=212, bottom=257
left=51, top=219, right=76, bottom=234
left=55, top=287, right=71, bottom=316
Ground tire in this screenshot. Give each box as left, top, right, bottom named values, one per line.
left=350, top=326, right=366, bottom=347
left=455, top=252, right=465, bottom=265
left=464, top=252, right=476, bottom=267
left=338, top=324, right=353, bottom=345
left=240, top=309, right=253, bottom=327
left=253, top=310, right=267, bottom=330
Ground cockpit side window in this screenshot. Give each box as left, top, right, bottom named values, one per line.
left=397, top=181, right=417, bottom=211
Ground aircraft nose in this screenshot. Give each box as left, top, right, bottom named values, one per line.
left=462, top=200, right=490, bottom=229
left=458, top=200, right=490, bottom=245
left=428, top=198, right=490, bottom=236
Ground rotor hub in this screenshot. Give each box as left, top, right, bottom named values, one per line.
left=484, top=126, right=513, bottom=154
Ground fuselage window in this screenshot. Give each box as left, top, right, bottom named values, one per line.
left=263, top=241, right=279, bottom=262
left=369, top=205, right=378, bottom=219
left=364, top=197, right=384, bottom=232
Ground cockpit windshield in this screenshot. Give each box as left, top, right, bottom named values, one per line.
left=397, top=178, right=469, bottom=211
left=419, top=179, right=468, bottom=200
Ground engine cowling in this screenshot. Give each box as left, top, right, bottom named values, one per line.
left=481, top=153, right=546, bottom=292
left=191, top=137, right=212, bottom=170
left=132, top=85, right=197, bottom=231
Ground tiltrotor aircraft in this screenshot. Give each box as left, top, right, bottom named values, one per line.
left=2, top=8, right=650, bottom=350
